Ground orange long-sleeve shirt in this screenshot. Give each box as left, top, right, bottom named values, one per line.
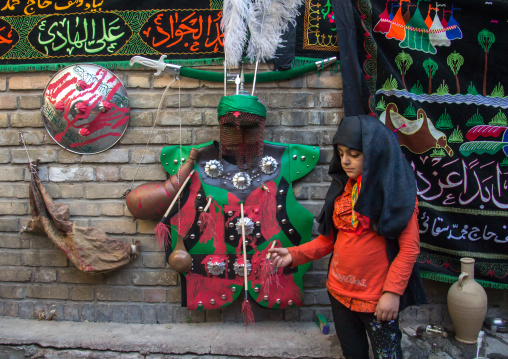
left=288, top=180, right=420, bottom=311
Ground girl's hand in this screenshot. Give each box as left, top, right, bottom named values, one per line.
left=268, top=247, right=293, bottom=268
left=374, top=292, right=400, bottom=322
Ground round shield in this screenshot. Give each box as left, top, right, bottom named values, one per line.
left=41, top=64, right=130, bottom=154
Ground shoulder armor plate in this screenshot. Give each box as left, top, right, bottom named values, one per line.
left=160, top=142, right=213, bottom=175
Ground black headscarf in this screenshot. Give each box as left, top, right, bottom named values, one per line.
left=317, top=115, right=416, bottom=240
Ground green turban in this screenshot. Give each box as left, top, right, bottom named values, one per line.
left=217, top=95, right=267, bottom=120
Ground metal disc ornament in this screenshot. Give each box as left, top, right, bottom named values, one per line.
left=41, top=64, right=130, bottom=154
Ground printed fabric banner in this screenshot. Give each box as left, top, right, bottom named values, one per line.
left=0, top=0, right=339, bottom=72
left=334, top=0, right=508, bottom=288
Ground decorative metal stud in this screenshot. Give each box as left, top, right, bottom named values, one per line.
left=233, top=259, right=252, bottom=276
left=181, top=158, right=185, bottom=163
left=229, top=235, right=235, bottom=241
left=281, top=219, right=287, bottom=224
left=75, top=82, right=88, bottom=91
left=255, top=221, right=261, bottom=227
left=235, top=217, right=255, bottom=236
left=313, top=156, right=315, bottom=159
left=228, top=211, right=234, bottom=216
left=231, top=287, right=237, bottom=293
left=288, top=229, right=294, bottom=234
left=260, top=156, right=278, bottom=175
left=204, top=159, right=223, bottom=178
left=288, top=299, right=294, bottom=306
left=232, top=172, right=251, bottom=190
left=210, top=299, right=216, bottom=305
left=279, top=189, right=285, bottom=195
left=292, top=155, right=297, bottom=160
left=275, top=298, right=281, bottom=304
left=207, top=258, right=226, bottom=276
left=301, top=156, right=306, bottom=161
left=254, top=287, right=260, bottom=293
left=198, top=301, right=203, bottom=307
left=198, top=206, right=204, bottom=212
left=277, top=205, right=283, bottom=211
left=173, top=159, right=178, bottom=164
left=197, top=194, right=202, bottom=199
left=263, top=295, right=269, bottom=301
left=197, top=221, right=202, bottom=226
left=229, top=222, right=234, bottom=228
left=221, top=294, right=227, bottom=300
left=98, top=101, right=111, bottom=113
left=190, top=234, right=196, bottom=239
left=255, top=233, right=261, bottom=238
left=297, top=171, right=300, bottom=174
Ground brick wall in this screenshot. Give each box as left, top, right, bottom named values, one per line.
left=0, top=65, right=345, bottom=324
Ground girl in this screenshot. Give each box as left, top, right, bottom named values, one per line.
left=269, top=115, right=426, bottom=359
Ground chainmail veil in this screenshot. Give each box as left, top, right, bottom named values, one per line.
left=219, top=111, right=265, bottom=169
left=217, top=95, right=267, bottom=170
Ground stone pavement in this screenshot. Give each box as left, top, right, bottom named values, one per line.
left=0, top=315, right=507, bottom=358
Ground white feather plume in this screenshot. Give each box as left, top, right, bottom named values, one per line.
left=221, top=0, right=251, bottom=67
left=246, top=0, right=303, bottom=63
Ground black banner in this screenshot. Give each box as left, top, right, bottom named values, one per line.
left=342, top=0, right=508, bottom=288
left=0, top=0, right=339, bottom=71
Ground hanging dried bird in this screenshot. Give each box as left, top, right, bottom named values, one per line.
left=221, top=0, right=251, bottom=67
left=23, top=161, right=139, bottom=274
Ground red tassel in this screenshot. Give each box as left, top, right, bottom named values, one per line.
left=242, top=298, right=255, bottom=328
left=199, top=212, right=217, bottom=242
left=259, top=185, right=278, bottom=238
left=260, top=260, right=280, bottom=296
left=155, top=222, right=171, bottom=249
